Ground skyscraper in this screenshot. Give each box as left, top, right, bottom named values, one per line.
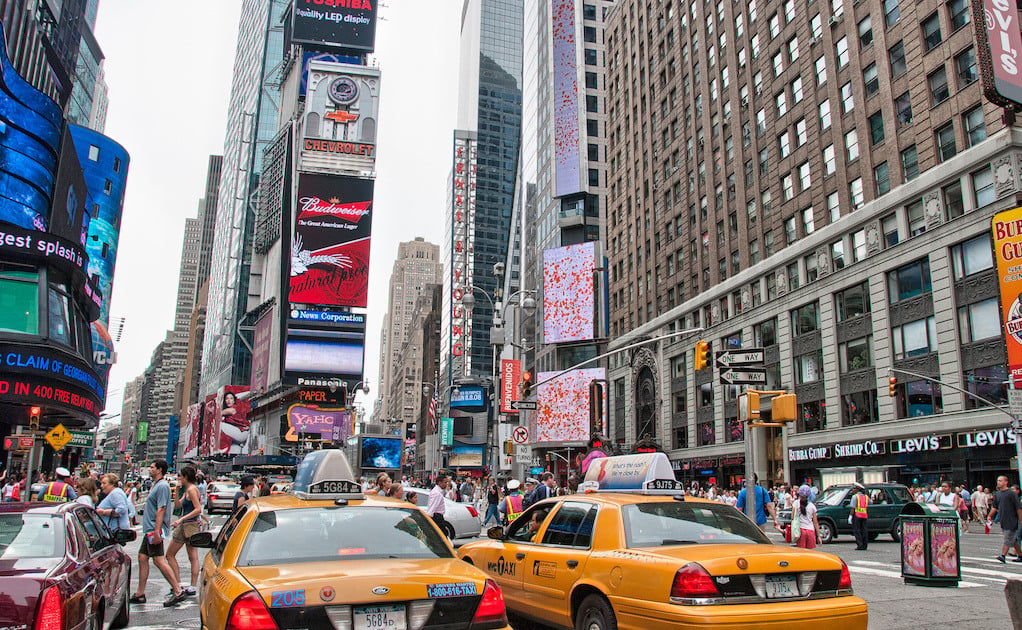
left=443, top=0, right=524, bottom=385
left=201, top=0, right=288, bottom=396
left=604, top=0, right=1016, bottom=488
left=377, top=238, right=442, bottom=424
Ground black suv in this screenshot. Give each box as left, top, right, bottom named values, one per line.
left=778, top=483, right=912, bottom=544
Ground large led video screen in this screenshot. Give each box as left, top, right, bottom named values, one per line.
left=284, top=328, right=365, bottom=378
left=292, top=0, right=378, bottom=52
left=360, top=436, right=401, bottom=470
left=553, top=0, right=582, bottom=197
left=289, top=173, right=373, bottom=308
left=543, top=242, right=597, bottom=343
left=536, top=367, right=605, bottom=443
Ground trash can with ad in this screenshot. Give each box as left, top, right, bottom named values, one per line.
left=899, top=502, right=961, bottom=586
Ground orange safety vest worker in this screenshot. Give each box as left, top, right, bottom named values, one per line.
left=853, top=493, right=868, bottom=518
left=42, top=481, right=70, bottom=503
left=505, top=494, right=524, bottom=522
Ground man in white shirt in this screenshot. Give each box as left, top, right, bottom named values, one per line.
left=428, top=474, right=451, bottom=536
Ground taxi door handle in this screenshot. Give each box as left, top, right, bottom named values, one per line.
left=515, top=553, right=525, bottom=560
left=566, top=560, right=579, bottom=569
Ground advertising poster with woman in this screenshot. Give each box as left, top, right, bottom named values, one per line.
left=217, top=385, right=252, bottom=456
left=901, top=521, right=925, bottom=576
left=200, top=393, right=219, bottom=456
left=930, top=521, right=959, bottom=577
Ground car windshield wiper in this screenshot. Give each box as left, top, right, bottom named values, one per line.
left=661, top=539, right=700, bottom=545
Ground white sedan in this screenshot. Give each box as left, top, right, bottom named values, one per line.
left=405, top=486, right=482, bottom=539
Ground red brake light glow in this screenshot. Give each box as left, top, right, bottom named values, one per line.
left=33, top=587, right=62, bottom=630
left=470, top=579, right=508, bottom=629
left=671, top=563, right=720, bottom=600
left=839, top=560, right=853, bottom=591
left=466, top=506, right=479, bottom=517
left=210, top=495, right=219, bottom=500
left=226, top=591, right=279, bottom=630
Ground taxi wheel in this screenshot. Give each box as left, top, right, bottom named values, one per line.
left=575, top=594, right=617, bottom=630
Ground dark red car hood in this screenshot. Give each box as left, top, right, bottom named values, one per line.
left=0, top=557, right=64, bottom=628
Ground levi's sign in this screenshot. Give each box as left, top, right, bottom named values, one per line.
left=889, top=434, right=953, bottom=453
left=957, top=428, right=1018, bottom=448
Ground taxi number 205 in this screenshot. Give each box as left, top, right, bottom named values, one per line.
left=270, top=590, right=306, bottom=607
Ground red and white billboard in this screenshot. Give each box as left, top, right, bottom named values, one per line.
left=535, top=367, right=605, bottom=443
left=249, top=308, right=274, bottom=392
left=543, top=242, right=597, bottom=343
left=183, top=403, right=203, bottom=459
left=200, top=386, right=253, bottom=456
left=200, top=393, right=218, bottom=457
left=289, top=174, right=373, bottom=307
left=500, top=359, right=521, bottom=413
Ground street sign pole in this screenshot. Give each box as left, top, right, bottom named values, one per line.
left=744, top=419, right=757, bottom=527
left=1012, top=378, right=1022, bottom=490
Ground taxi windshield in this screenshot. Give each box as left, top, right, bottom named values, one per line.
left=622, top=501, right=771, bottom=547
left=236, top=506, right=453, bottom=566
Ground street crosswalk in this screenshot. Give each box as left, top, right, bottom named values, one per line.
left=848, top=555, right=1022, bottom=589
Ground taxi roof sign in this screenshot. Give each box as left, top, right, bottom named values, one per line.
left=580, top=453, right=684, bottom=494
left=291, top=450, right=364, bottom=500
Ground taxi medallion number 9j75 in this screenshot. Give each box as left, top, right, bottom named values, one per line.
left=354, top=605, right=405, bottom=630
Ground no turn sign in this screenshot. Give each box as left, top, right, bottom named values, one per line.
left=512, top=426, right=529, bottom=444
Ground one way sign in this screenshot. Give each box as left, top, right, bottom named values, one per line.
left=715, top=349, right=765, bottom=367
left=719, top=368, right=767, bottom=385
left=510, top=400, right=537, bottom=410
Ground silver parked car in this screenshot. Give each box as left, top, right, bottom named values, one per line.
left=204, top=482, right=240, bottom=514
left=405, top=487, right=481, bottom=539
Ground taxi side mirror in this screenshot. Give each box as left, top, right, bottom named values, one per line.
left=487, top=526, right=506, bottom=541
left=113, top=529, right=136, bottom=545
left=189, top=532, right=215, bottom=548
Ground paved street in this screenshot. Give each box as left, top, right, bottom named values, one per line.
left=119, top=516, right=1021, bottom=630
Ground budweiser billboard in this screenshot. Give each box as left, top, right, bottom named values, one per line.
left=289, top=173, right=373, bottom=307
left=500, top=359, right=522, bottom=413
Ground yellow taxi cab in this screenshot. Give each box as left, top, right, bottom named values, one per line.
left=191, top=450, right=511, bottom=630
left=457, top=453, right=867, bottom=630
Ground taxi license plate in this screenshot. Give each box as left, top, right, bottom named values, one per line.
left=353, top=605, right=406, bottom=630
left=764, top=575, right=799, bottom=599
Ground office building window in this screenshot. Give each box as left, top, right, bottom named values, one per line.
left=884, top=0, right=901, bottom=26
left=820, top=100, right=832, bottom=130
left=836, top=282, right=870, bottom=321
left=795, top=352, right=823, bottom=384
left=951, top=234, right=994, bottom=279
left=948, top=0, right=970, bottom=30
left=755, top=317, right=777, bottom=346
left=836, top=36, right=849, bottom=67
left=958, top=298, right=1001, bottom=343
left=907, top=199, right=926, bottom=236
left=973, top=166, right=995, bottom=207
left=788, top=261, right=801, bottom=291
left=828, top=191, right=840, bottom=222
left=792, top=301, right=819, bottom=335
left=868, top=110, right=885, bottom=144
left=956, top=47, right=978, bottom=87
left=901, top=145, right=919, bottom=180
left=850, top=178, right=864, bottom=210
left=928, top=66, right=950, bottom=104
left=935, top=122, right=957, bottom=161
left=843, top=391, right=880, bottom=426
left=859, top=15, right=873, bottom=47
left=889, top=41, right=907, bottom=76
left=823, top=144, right=836, bottom=176
left=944, top=180, right=965, bottom=218
left=840, top=336, right=873, bottom=372
left=798, top=401, right=825, bottom=433
left=888, top=258, right=932, bottom=302
left=845, top=129, right=859, bottom=161
left=964, top=365, right=1007, bottom=410
left=891, top=316, right=937, bottom=358
left=963, top=107, right=987, bottom=147
left=896, top=381, right=943, bottom=418
left=832, top=240, right=846, bottom=270
left=841, top=82, right=854, bottom=113
left=875, top=162, right=890, bottom=195
left=802, top=205, right=815, bottom=232
left=863, top=62, right=879, bottom=96
left=896, top=91, right=913, bottom=127
left=816, top=56, right=827, bottom=85
left=921, top=12, right=942, bottom=51
left=785, top=216, right=797, bottom=243
left=882, top=213, right=899, bottom=247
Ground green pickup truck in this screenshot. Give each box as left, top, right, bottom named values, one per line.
left=778, top=483, right=913, bottom=544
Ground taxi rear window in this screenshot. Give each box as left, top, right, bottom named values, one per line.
left=236, top=506, right=453, bottom=566
left=0, top=514, right=64, bottom=559
left=622, top=502, right=771, bottom=547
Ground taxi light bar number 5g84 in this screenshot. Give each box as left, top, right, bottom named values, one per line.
left=308, top=480, right=361, bottom=494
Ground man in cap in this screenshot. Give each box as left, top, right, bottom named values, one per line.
left=851, top=482, right=870, bottom=550
left=39, top=467, right=78, bottom=502
left=499, top=479, right=525, bottom=525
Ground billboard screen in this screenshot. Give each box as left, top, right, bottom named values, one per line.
left=500, top=359, right=521, bottom=413
left=285, top=403, right=352, bottom=441
left=536, top=367, right=605, bottom=443
left=183, top=402, right=202, bottom=459
left=249, top=308, right=274, bottom=391
left=299, top=52, right=362, bottom=95
left=49, top=125, right=90, bottom=248
left=292, top=0, right=378, bottom=52
left=553, top=0, right=582, bottom=197
left=992, top=207, right=1022, bottom=381
left=284, top=328, right=365, bottom=379
left=973, top=0, right=1022, bottom=107
left=200, top=393, right=218, bottom=456
left=360, top=436, right=401, bottom=469
left=449, top=442, right=484, bottom=467
left=450, top=386, right=486, bottom=409
left=544, top=242, right=597, bottom=343
left=289, top=173, right=373, bottom=307
left=301, top=62, right=380, bottom=174
left=217, top=386, right=252, bottom=456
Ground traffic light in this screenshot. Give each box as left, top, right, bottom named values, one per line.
left=3, top=436, right=12, bottom=450
left=521, top=371, right=533, bottom=398
left=693, top=340, right=710, bottom=371
left=888, top=375, right=897, bottom=397
left=771, top=393, right=797, bottom=422
left=259, top=446, right=265, bottom=455
left=503, top=440, right=514, bottom=456
left=28, top=406, right=40, bottom=432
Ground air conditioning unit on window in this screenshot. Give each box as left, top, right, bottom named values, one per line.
left=830, top=14, right=843, bottom=27
left=740, top=96, right=749, bottom=108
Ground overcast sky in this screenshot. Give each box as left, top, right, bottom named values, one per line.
left=95, top=1, right=461, bottom=421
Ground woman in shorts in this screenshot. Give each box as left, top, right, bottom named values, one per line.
left=166, top=466, right=203, bottom=596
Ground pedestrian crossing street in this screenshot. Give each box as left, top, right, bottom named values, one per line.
left=848, top=555, right=1022, bottom=589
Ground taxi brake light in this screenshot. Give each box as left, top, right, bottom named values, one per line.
left=670, top=563, right=720, bottom=600
left=469, top=579, right=507, bottom=629
left=33, top=586, right=62, bottom=630
left=209, top=495, right=219, bottom=501
left=226, top=591, right=279, bottom=630
left=838, top=560, right=853, bottom=592
left=466, top=505, right=479, bottom=518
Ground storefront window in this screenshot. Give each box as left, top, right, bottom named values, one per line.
left=835, top=281, right=870, bottom=321
left=896, top=381, right=943, bottom=418
left=0, top=269, right=39, bottom=334
left=698, top=420, right=715, bottom=446
left=842, top=390, right=879, bottom=426
left=964, top=365, right=1008, bottom=410
left=798, top=401, right=824, bottom=432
